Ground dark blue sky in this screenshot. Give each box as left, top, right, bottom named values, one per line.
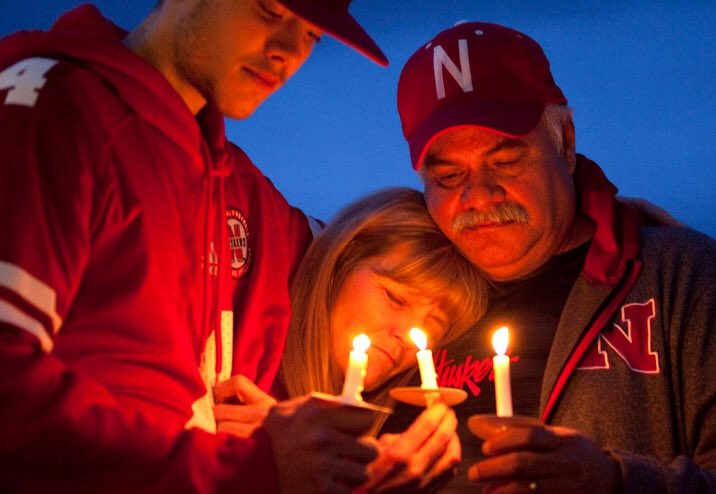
left=2, top=1, right=714, bottom=237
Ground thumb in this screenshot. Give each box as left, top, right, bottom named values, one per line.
left=238, top=377, right=276, bottom=405
left=214, top=374, right=276, bottom=405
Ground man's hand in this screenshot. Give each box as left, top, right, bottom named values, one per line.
left=213, top=374, right=276, bottom=437
left=467, top=424, right=620, bottom=494
left=362, top=402, right=460, bottom=493
left=263, top=395, right=379, bottom=494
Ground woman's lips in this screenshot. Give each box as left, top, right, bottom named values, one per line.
left=373, top=345, right=397, bottom=367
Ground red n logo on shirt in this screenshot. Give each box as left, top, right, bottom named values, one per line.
left=578, top=299, right=660, bottom=373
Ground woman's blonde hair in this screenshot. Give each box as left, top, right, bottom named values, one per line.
left=278, top=187, right=487, bottom=430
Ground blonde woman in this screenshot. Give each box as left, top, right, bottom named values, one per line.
left=215, top=187, right=488, bottom=491
left=280, top=187, right=486, bottom=416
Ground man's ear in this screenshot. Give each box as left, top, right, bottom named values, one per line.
left=562, top=117, right=577, bottom=173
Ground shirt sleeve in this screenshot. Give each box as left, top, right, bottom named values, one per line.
left=611, top=234, right=716, bottom=494
left=0, top=324, right=281, bottom=493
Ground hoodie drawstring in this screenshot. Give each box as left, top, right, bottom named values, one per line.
left=213, top=168, right=230, bottom=377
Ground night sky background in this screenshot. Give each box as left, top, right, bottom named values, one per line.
left=2, top=0, right=714, bottom=238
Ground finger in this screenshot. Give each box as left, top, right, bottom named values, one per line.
left=391, top=403, right=454, bottom=466
left=232, top=375, right=276, bottom=405
left=364, top=405, right=456, bottom=490
left=330, top=455, right=375, bottom=488
left=482, top=425, right=558, bottom=455
left=217, top=420, right=259, bottom=438
left=468, top=451, right=565, bottom=484
left=307, top=399, right=376, bottom=436
left=295, top=422, right=377, bottom=464
left=324, top=430, right=379, bottom=463
left=377, top=433, right=399, bottom=448
left=417, top=433, right=461, bottom=488
left=407, top=407, right=458, bottom=482
left=372, top=433, right=460, bottom=492
left=213, top=374, right=275, bottom=405
left=482, top=480, right=536, bottom=494
left=213, top=374, right=248, bottom=403
left=213, top=403, right=271, bottom=424
left=364, top=452, right=402, bottom=491
left=388, top=403, right=451, bottom=457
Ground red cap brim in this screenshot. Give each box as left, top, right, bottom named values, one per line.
left=278, top=0, right=388, bottom=66
left=408, top=98, right=544, bottom=170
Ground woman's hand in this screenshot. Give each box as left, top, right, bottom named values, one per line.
left=361, top=402, right=461, bottom=492
left=212, top=374, right=276, bottom=437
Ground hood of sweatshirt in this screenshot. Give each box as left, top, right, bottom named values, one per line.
left=0, top=3, right=226, bottom=168
left=575, top=154, right=642, bottom=286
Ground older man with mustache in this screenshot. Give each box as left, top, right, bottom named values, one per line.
left=382, top=21, right=716, bottom=494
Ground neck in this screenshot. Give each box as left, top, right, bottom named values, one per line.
left=558, top=213, right=595, bottom=255
left=123, top=9, right=206, bottom=115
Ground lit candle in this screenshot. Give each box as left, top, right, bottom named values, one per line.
left=341, top=333, right=371, bottom=404
left=492, top=326, right=513, bottom=417
left=410, top=328, right=438, bottom=389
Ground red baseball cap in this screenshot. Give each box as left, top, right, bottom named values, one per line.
left=398, top=22, right=567, bottom=169
left=277, top=0, right=388, bottom=66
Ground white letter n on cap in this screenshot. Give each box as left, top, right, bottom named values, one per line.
left=433, top=40, right=473, bottom=100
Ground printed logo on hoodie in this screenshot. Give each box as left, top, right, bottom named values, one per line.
left=226, top=207, right=251, bottom=279
left=578, top=298, right=660, bottom=373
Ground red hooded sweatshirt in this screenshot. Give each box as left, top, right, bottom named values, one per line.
left=0, top=4, right=313, bottom=492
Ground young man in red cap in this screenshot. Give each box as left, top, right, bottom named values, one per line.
left=382, top=21, right=716, bottom=493
left=0, top=1, right=456, bottom=493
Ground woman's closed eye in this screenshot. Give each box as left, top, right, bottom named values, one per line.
left=384, top=288, right=406, bottom=307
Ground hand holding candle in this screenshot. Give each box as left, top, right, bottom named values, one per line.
left=410, top=328, right=438, bottom=389
left=341, top=333, right=371, bottom=404
left=492, top=326, right=513, bottom=417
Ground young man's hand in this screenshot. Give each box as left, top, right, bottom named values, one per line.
left=263, top=395, right=378, bottom=494
left=213, top=374, right=276, bottom=437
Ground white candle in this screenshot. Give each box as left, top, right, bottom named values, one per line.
left=492, top=326, right=513, bottom=417
left=410, top=328, right=438, bottom=389
left=341, top=333, right=370, bottom=404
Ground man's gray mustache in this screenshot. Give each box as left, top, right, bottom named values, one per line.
left=451, top=203, right=530, bottom=231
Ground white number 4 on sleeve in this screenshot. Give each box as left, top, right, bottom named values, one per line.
left=0, top=57, right=58, bottom=107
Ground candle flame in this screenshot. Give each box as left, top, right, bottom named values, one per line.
left=409, top=327, right=427, bottom=350
left=353, top=333, right=371, bottom=353
left=492, top=326, right=509, bottom=356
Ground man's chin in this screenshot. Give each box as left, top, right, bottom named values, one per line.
left=455, top=238, right=534, bottom=280
left=221, top=105, right=259, bottom=121
left=214, top=95, right=266, bottom=120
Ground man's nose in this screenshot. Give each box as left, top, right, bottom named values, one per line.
left=460, top=168, right=506, bottom=209
left=266, top=19, right=309, bottom=66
